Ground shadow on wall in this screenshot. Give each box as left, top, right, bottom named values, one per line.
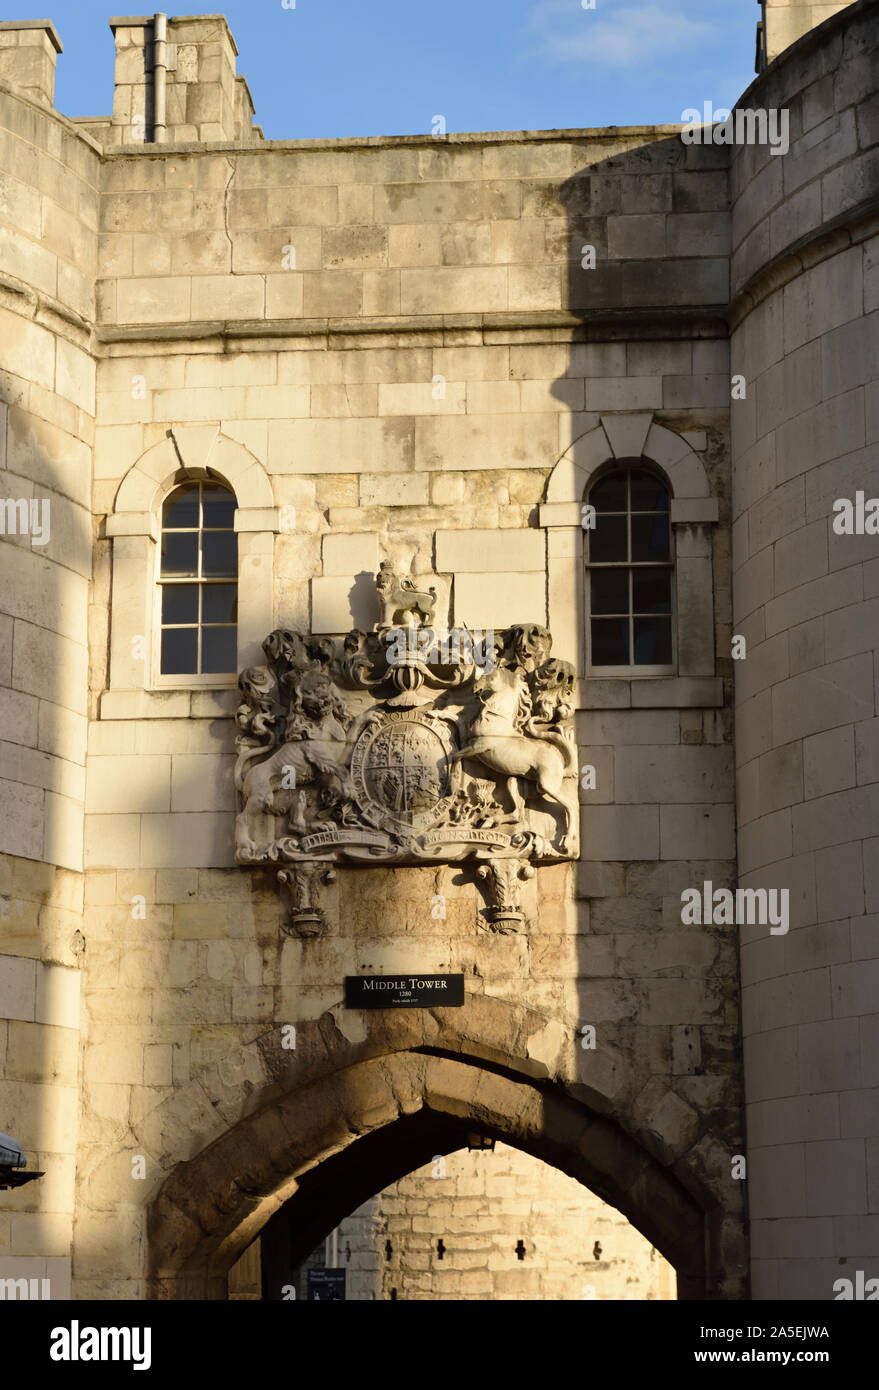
left=0, top=389, right=89, bottom=1299
left=553, top=129, right=747, bottom=1298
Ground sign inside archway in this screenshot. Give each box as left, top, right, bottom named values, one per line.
left=234, top=563, right=579, bottom=933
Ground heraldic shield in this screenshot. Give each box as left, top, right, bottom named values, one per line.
left=233, top=563, right=579, bottom=926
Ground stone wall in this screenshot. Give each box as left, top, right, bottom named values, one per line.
left=2, top=1, right=873, bottom=1301
left=0, top=8, right=751, bottom=1301
left=0, top=41, right=99, bottom=1296
left=334, top=1143, right=675, bottom=1301
left=730, top=0, right=879, bottom=1298
left=82, top=113, right=746, bottom=1297
left=763, top=1, right=857, bottom=65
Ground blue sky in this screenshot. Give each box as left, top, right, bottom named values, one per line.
left=43, top=0, right=757, bottom=140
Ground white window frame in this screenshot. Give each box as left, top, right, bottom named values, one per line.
left=152, top=478, right=239, bottom=691
left=584, top=460, right=677, bottom=679
left=105, top=429, right=280, bottom=717
left=539, top=414, right=720, bottom=707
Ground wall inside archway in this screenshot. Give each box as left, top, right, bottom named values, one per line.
left=271, top=1141, right=676, bottom=1301
left=146, top=1049, right=727, bottom=1300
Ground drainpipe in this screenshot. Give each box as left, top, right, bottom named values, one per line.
left=153, top=13, right=167, bottom=142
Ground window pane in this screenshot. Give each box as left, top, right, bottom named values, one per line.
left=161, top=531, right=198, bottom=576
left=589, top=473, right=627, bottom=512
left=634, top=617, right=672, bottom=665
left=631, top=512, right=670, bottom=562
left=201, top=530, right=238, bottom=576
left=202, top=485, right=236, bottom=530
left=202, top=583, right=238, bottom=623
left=630, top=470, right=669, bottom=512
left=589, top=514, right=627, bottom=563
left=162, top=583, right=198, bottom=624
left=590, top=567, right=629, bottom=615
left=201, top=626, right=236, bottom=673
left=591, top=617, right=629, bottom=665
left=163, top=487, right=199, bottom=529
left=632, top=567, right=672, bottom=615
left=161, top=627, right=197, bottom=674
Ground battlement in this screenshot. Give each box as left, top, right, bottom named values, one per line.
left=0, top=20, right=62, bottom=107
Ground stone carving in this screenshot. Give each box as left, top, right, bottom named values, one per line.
left=376, top=560, right=437, bottom=626
left=234, top=566, right=579, bottom=894
left=277, top=862, right=336, bottom=937
left=477, top=858, right=535, bottom=932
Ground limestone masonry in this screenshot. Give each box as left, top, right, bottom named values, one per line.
left=0, top=1, right=877, bottom=1300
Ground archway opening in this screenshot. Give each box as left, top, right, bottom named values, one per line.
left=149, top=1052, right=714, bottom=1300
left=246, top=1120, right=677, bottom=1300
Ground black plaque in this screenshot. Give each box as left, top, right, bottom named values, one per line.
left=345, top=973, right=465, bottom=1008
left=307, top=1268, right=346, bottom=1301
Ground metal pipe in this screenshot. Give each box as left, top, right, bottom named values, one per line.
left=153, top=13, right=167, bottom=143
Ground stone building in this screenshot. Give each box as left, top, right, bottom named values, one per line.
left=0, top=0, right=876, bottom=1301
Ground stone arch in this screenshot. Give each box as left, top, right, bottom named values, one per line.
left=112, top=426, right=275, bottom=517
left=145, top=1021, right=736, bottom=1299
left=104, top=428, right=280, bottom=692
left=539, top=413, right=719, bottom=678
left=544, top=413, right=713, bottom=508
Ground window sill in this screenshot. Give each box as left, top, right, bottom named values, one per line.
left=575, top=676, right=724, bottom=709
left=100, top=688, right=238, bottom=720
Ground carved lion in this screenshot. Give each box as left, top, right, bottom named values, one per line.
left=376, top=560, right=437, bottom=627
left=235, top=666, right=351, bottom=859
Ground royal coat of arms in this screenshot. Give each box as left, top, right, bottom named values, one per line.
left=234, top=564, right=579, bottom=930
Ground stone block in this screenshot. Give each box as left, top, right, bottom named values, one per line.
left=465, top=381, right=521, bottom=414
left=743, top=1025, right=799, bottom=1102
left=831, top=957, right=879, bottom=1020
left=579, top=805, right=659, bottom=861
left=399, top=267, right=507, bottom=314
left=358, top=473, right=428, bottom=507
left=269, top=417, right=414, bottom=475
left=34, top=963, right=79, bottom=1029
left=773, top=655, right=874, bottom=747
left=414, top=413, right=557, bottom=473
left=115, top=277, right=191, bottom=325
left=798, top=1017, right=861, bottom=1095
left=0, top=779, right=43, bottom=861
left=435, top=528, right=543, bottom=573
left=139, top=813, right=234, bottom=869
left=311, top=576, right=381, bottom=634
left=614, top=746, right=733, bottom=804
left=757, top=741, right=804, bottom=815
left=507, top=265, right=561, bottom=310
left=170, top=755, right=235, bottom=814
left=191, top=275, right=264, bottom=320
left=451, top=572, right=545, bottom=629
left=659, top=804, right=735, bottom=859
left=748, top=1143, right=807, bottom=1220
left=85, top=756, right=170, bottom=815
left=378, top=382, right=466, bottom=416
left=805, top=732, right=858, bottom=813
left=805, top=1139, right=867, bottom=1217
left=0, top=954, right=36, bottom=1022
left=322, top=532, right=380, bottom=576
left=764, top=567, right=862, bottom=640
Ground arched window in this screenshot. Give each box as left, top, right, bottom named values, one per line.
left=585, top=464, right=674, bottom=674
left=157, top=480, right=238, bottom=678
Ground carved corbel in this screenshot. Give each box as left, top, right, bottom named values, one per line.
left=477, top=857, right=535, bottom=933
left=277, top=863, right=336, bottom=938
